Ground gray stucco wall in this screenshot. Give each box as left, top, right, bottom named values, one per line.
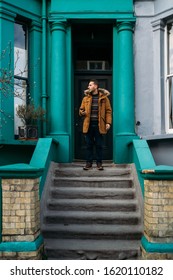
left=134, top=0, right=173, bottom=165
left=134, top=1, right=155, bottom=137
left=154, top=0, right=173, bottom=14
left=134, top=0, right=173, bottom=138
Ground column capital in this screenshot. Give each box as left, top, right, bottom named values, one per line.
left=49, top=12, right=68, bottom=32
left=117, top=21, right=135, bottom=33
left=30, top=20, right=42, bottom=33
left=152, top=19, right=165, bottom=32
left=50, top=18, right=68, bottom=33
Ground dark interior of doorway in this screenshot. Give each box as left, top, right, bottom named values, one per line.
left=72, top=23, right=113, bottom=161
left=72, top=23, right=113, bottom=69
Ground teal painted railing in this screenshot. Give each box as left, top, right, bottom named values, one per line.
left=0, top=137, right=58, bottom=248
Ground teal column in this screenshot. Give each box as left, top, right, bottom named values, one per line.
left=117, top=21, right=135, bottom=135
left=41, top=0, right=47, bottom=136
left=113, top=21, right=136, bottom=163
left=50, top=20, right=67, bottom=134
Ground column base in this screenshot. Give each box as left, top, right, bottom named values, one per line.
left=114, top=133, right=138, bottom=163
left=48, top=134, right=71, bottom=162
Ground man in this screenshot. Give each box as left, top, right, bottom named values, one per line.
left=79, top=79, right=112, bottom=170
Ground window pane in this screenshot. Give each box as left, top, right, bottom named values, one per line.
left=14, top=22, right=28, bottom=137
left=14, top=79, right=27, bottom=135
left=14, top=23, right=28, bottom=78
left=168, top=24, right=173, bottom=74
left=75, top=60, right=111, bottom=70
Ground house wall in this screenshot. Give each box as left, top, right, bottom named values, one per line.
left=134, top=1, right=155, bottom=137
left=2, top=0, right=173, bottom=163
left=154, top=0, right=173, bottom=14
left=134, top=0, right=173, bottom=165
left=134, top=0, right=173, bottom=138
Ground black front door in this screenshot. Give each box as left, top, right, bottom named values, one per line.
left=74, top=75, right=113, bottom=160
left=73, top=23, right=113, bottom=161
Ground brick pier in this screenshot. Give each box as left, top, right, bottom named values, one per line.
left=142, top=180, right=173, bottom=259
left=0, top=178, right=43, bottom=260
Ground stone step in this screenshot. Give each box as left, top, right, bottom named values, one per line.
left=54, top=164, right=131, bottom=178
left=43, top=210, right=141, bottom=225
left=44, top=239, right=141, bottom=260
left=47, top=198, right=138, bottom=211
left=41, top=162, right=143, bottom=260
left=53, top=176, right=133, bottom=188
left=42, top=224, right=143, bottom=240
left=50, top=186, right=135, bottom=199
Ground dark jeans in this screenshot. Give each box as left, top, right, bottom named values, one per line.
left=84, top=122, right=103, bottom=164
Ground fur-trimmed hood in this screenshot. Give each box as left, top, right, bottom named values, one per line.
left=84, top=88, right=110, bottom=97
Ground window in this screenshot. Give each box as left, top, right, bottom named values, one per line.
left=14, top=22, right=28, bottom=135
left=165, top=23, right=173, bottom=133
left=75, top=60, right=111, bottom=71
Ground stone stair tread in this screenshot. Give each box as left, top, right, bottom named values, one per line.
left=45, top=238, right=141, bottom=251
left=53, top=176, right=133, bottom=182
left=43, top=210, right=140, bottom=224
left=55, top=167, right=131, bottom=177
left=51, top=186, right=135, bottom=192
left=48, top=198, right=138, bottom=205
left=44, top=210, right=140, bottom=219
left=47, top=198, right=137, bottom=209
left=50, top=186, right=135, bottom=198
left=42, top=223, right=143, bottom=235
left=48, top=198, right=138, bottom=211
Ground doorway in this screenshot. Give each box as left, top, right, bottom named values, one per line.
left=73, top=23, right=113, bottom=160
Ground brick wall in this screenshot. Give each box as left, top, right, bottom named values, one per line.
left=142, top=179, right=173, bottom=259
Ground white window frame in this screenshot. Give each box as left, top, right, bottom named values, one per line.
left=165, top=23, right=173, bottom=134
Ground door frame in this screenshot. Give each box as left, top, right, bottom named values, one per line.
left=72, top=22, right=114, bottom=161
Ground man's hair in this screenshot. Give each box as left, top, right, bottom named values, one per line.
left=90, top=79, right=99, bottom=88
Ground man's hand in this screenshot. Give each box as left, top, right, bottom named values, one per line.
left=80, top=109, right=86, bottom=116
left=106, top=123, right=111, bottom=130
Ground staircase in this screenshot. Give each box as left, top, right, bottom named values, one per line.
left=41, top=162, right=143, bottom=260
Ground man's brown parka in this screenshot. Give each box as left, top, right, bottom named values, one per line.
left=79, top=88, right=112, bottom=134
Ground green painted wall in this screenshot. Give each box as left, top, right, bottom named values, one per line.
left=1, top=0, right=41, bottom=19
left=51, top=0, right=133, bottom=14
left=0, top=11, right=15, bottom=142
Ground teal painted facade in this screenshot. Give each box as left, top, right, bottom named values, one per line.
left=0, top=0, right=137, bottom=255
left=0, top=0, right=136, bottom=163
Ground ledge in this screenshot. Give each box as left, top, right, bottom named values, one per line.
left=0, top=139, right=38, bottom=146
left=0, top=235, right=43, bottom=252
left=141, top=165, right=173, bottom=180
left=143, top=134, right=173, bottom=141
left=142, top=236, right=173, bottom=253
left=0, top=163, right=44, bottom=178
